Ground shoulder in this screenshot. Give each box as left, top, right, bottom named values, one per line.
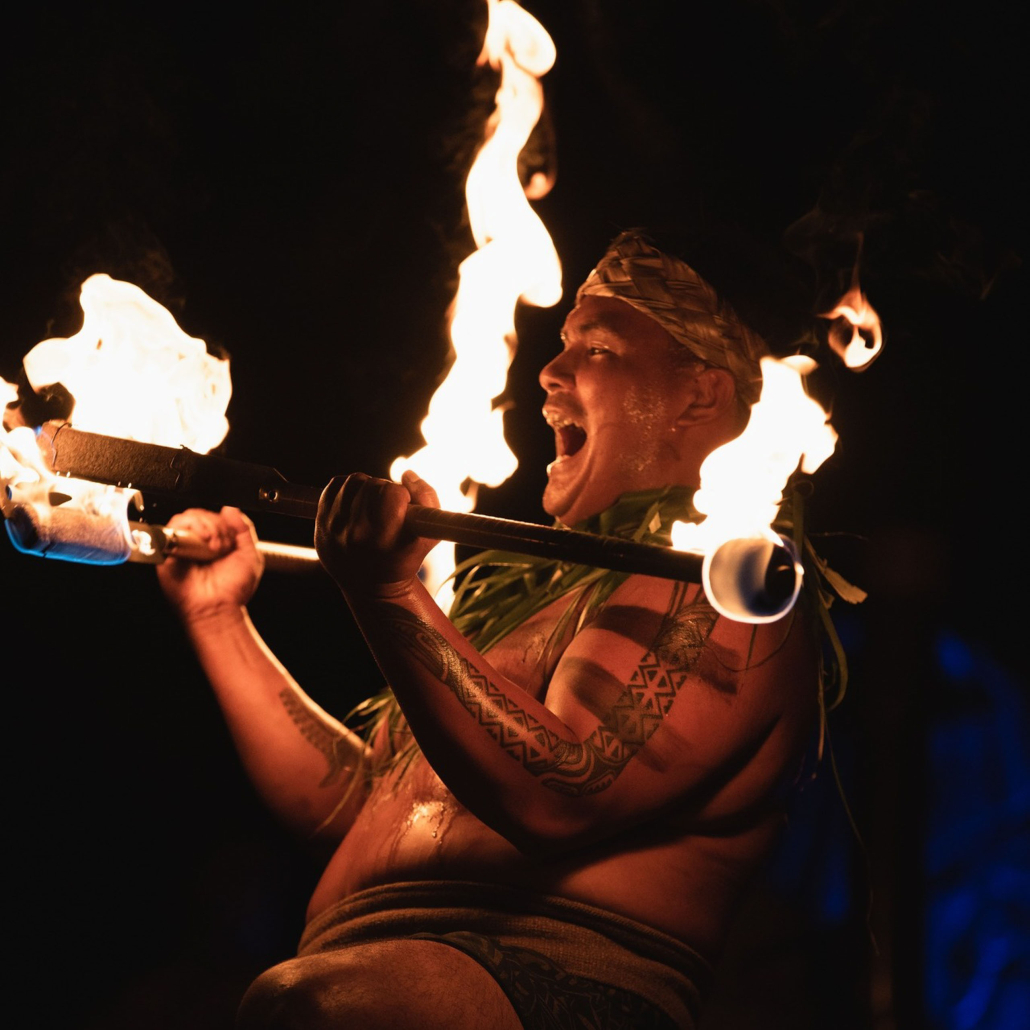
left=539, top=573, right=818, bottom=827
left=568, top=572, right=818, bottom=721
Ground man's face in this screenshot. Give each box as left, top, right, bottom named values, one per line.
left=539, top=295, right=702, bottom=526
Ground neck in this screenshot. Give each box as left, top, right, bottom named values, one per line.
left=573, top=485, right=699, bottom=540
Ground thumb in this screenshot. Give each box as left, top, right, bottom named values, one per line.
left=400, top=470, right=440, bottom=510
left=220, top=506, right=257, bottom=547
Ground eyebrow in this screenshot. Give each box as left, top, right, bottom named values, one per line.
left=560, top=318, right=617, bottom=342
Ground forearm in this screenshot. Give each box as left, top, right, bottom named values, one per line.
left=342, top=579, right=591, bottom=850
left=182, top=605, right=368, bottom=841
left=316, top=472, right=676, bottom=848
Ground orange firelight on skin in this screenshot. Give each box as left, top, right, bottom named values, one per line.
left=390, top=0, right=561, bottom=602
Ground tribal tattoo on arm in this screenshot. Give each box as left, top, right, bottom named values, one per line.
left=278, top=689, right=356, bottom=787
left=377, top=584, right=719, bottom=796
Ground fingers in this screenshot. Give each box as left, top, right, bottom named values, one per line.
left=321, top=473, right=411, bottom=549
left=324, top=473, right=442, bottom=548
left=316, top=473, right=361, bottom=548
left=332, top=473, right=369, bottom=537
left=165, top=507, right=237, bottom=557
left=219, top=506, right=259, bottom=552
left=361, top=479, right=413, bottom=549
left=400, top=469, right=440, bottom=509
left=315, top=472, right=438, bottom=590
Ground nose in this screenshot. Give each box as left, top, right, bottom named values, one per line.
left=539, top=348, right=574, bottom=392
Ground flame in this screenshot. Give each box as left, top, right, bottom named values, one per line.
left=671, top=255, right=883, bottom=617
left=819, top=273, right=883, bottom=371
left=2, top=274, right=231, bottom=562
left=390, top=0, right=561, bottom=600
left=22, top=273, right=230, bottom=450
left=671, top=355, right=837, bottom=555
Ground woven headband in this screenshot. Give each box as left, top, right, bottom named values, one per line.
left=576, top=231, right=767, bottom=405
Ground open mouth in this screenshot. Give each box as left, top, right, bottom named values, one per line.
left=546, top=414, right=587, bottom=459
left=558, top=423, right=586, bottom=457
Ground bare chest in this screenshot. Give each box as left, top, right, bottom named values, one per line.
left=476, top=593, right=579, bottom=698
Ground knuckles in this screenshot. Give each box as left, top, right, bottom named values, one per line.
left=315, top=472, right=431, bottom=587
left=318, top=474, right=409, bottom=544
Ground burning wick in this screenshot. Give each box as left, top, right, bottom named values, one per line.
left=672, top=354, right=837, bottom=622
left=19, top=273, right=230, bottom=448
left=2, top=274, right=233, bottom=568
left=819, top=272, right=884, bottom=371
left=4, top=481, right=140, bottom=565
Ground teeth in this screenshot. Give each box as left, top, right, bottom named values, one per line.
left=544, top=409, right=587, bottom=461
left=545, top=414, right=577, bottom=429
left=544, top=410, right=584, bottom=429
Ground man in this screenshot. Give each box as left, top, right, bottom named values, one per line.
left=158, top=232, right=819, bottom=1029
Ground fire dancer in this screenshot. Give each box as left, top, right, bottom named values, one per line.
left=158, top=232, right=820, bottom=1029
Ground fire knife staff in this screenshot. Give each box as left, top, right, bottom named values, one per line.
left=1, top=420, right=803, bottom=624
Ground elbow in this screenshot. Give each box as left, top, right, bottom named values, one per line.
left=447, top=772, right=607, bottom=858
left=494, top=804, right=597, bottom=859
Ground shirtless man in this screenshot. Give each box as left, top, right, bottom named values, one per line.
left=158, top=232, right=819, bottom=1029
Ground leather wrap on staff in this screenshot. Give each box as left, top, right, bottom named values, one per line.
left=40, top=421, right=321, bottom=519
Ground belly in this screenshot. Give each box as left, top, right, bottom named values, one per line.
left=307, top=758, right=531, bottom=918
left=306, top=756, right=778, bottom=958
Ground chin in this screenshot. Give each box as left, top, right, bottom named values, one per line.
left=542, top=482, right=579, bottom=527
left=541, top=481, right=567, bottom=523
left=543, top=473, right=612, bottom=528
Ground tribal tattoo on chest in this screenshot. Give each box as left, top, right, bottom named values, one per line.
left=379, top=583, right=719, bottom=795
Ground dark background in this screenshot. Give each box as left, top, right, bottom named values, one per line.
left=2, top=2, right=1025, bottom=1027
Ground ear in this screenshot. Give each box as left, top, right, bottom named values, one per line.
left=675, top=368, right=738, bottom=427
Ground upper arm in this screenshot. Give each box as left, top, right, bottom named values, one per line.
left=535, top=576, right=817, bottom=843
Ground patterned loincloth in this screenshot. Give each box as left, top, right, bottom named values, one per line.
left=298, top=881, right=713, bottom=1030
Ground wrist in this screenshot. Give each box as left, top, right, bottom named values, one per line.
left=341, top=575, right=421, bottom=606
left=179, top=602, right=250, bottom=637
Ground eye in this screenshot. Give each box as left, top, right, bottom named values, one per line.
left=588, top=345, right=611, bottom=357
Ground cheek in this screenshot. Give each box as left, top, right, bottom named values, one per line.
left=619, top=385, right=653, bottom=425
left=621, top=379, right=676, bottom=435
left=611, top=383, right=674, bottom=472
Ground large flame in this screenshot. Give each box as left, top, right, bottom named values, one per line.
left=21, top=273, right=230, bottom=450
left=390, top=0, right=561, bottom=600
left=672, top=355, right=837, bottom=556
left=2, top=274, right=231, bottom=562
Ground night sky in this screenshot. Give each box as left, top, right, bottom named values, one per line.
left=2, top=2, right=1024, bottom=1027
